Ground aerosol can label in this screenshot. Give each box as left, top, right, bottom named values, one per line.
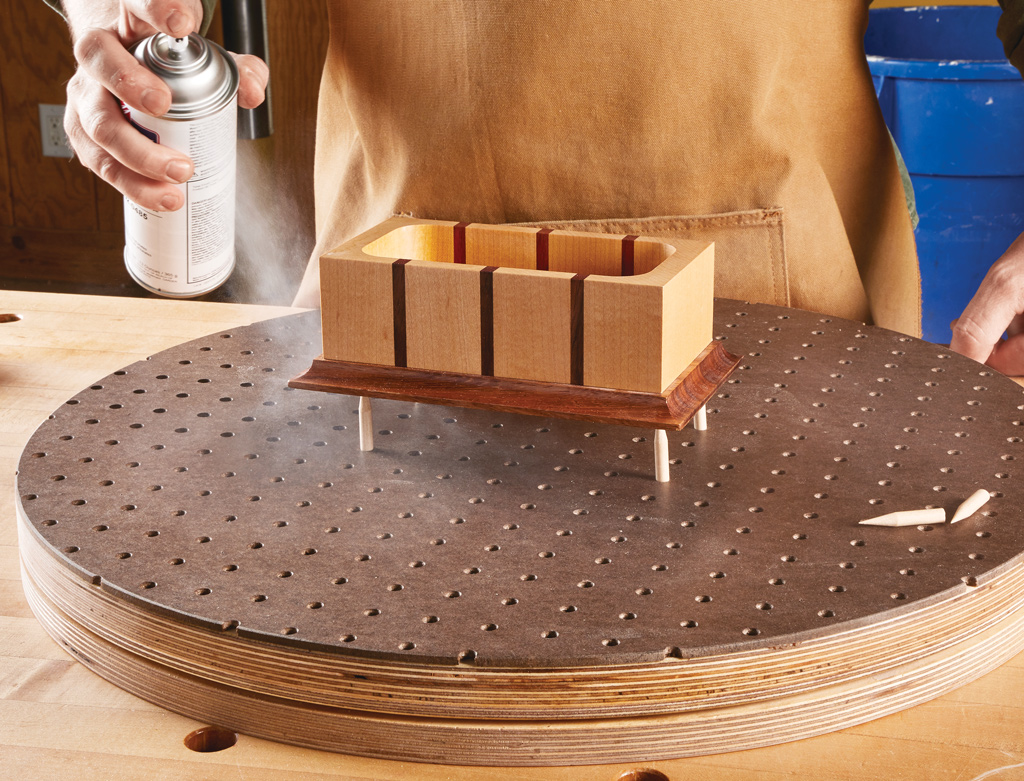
left=123, top=34, right=239, bottom=298
left=123, top=101, right=236, bottom=296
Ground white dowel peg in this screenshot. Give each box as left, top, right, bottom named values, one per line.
left=858, top=507, right=946, bottom=527
left=358, top=396, right=374, bottom=452
left=654, top=429, right=670, bottom=483
left=951, top=489, right=991, bottom=524
left=693, top=405, right=707, bottom=431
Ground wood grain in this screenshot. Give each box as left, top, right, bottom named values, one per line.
left=660, top=240, right=716, bottom=391
left=405, top=260, right=483, bottom=374
left=0, top=45, right=11, bottom=227
left=320, top=218, right=715, bottom=394
left=0, top=2, right=94, bottom=231
left=583, top=240, right=714, bottom=392
left=0, top=227, right=135, bottom=294
left=19, top=506, right=1024, bottom=764
left=465, top=223, right=538, bottom=269
left=363, top=220, right=458, bottom=264
left=94, top=183, right=125, bottom=236
left=320, top=254, right=395, bottom=365
left=289, top=342, right=739, bottom=429
left=547, top=230, right=625, bottom=277
left=492, top=267, right=574, bottom=383
left=633, top=235, right=672, bottom=274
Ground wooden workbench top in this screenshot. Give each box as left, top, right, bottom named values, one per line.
left=3, top=289, right=1024, bottom=781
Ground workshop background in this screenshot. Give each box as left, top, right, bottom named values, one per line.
left=0, top=0, right=1002, bottom=304
left=0, top=1, right=328, bottom=301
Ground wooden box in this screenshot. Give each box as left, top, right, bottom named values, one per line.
left=293, top=217, right=737, bottom=431
left=319, top=217, right=714, bottom=395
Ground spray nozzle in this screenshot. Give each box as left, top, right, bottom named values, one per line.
left=168, top=36, right=189, bottom=60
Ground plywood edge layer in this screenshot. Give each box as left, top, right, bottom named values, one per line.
left=21, top=556, right=1024, bottom=766
left=19, top=500, right=1024, bottom=721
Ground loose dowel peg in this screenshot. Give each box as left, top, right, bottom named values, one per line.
left=859, top=507, right=946, bottom=527
left=654, top=429, right=669, bottom=483
left=358, top=396, right=374, bottom=451
left=951, top=488, right=991, bottom=523
left=693, top=405, right=708, bottom=431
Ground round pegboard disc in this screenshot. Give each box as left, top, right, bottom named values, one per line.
left=17, top=301, right=1024, bottom=764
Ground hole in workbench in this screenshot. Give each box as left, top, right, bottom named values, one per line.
left=184, top=726, right=237, bottom=753
left=617, top=770, right=670, bottom=781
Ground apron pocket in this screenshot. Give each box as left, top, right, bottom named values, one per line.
left=516, top=208, right=789, bottom=307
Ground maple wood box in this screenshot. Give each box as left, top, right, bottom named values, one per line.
left=319, top=217, right=714, bottom=395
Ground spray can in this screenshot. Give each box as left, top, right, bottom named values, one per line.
left=122, top=34, right=239, bottom=297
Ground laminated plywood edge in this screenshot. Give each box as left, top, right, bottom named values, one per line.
left=20, top=537, right=1024, bottom=765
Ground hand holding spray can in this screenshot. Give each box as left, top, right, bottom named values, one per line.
left=122, top=34, right=239, bottom=297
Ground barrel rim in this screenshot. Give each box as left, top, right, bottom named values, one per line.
left=865, top=4, right=1018, bottom=81
left=867, top=56, right=1020, bottom=82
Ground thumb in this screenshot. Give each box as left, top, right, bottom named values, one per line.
left=985, top=333, right=1024, bottom=377
left=120, top=0, right=203, bottom=39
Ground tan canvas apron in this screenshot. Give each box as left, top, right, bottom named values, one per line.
left=302, top=0, right=921, bottom=336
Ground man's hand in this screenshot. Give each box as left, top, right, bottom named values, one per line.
left=62, top=0, right=268, bottom=212
left=950, top=232, right=1024, bottom=375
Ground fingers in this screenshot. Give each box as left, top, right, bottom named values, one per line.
left=72, top=133, right=185, bottom=212
left=75, top=26, right=267, bottom=118
left=66, top=71, right=190, bottom=211
left=1006, top=313, right=1024, bottom=339
left=74, top=26, right=172, bottom=116
left=949, top=310, right=999, bottom=365
left=950, top=237, right=1024, bottom=367
left=74, top=1, right=207, bottom=115
left=231, top=53, right=271, bottom=110
left=985, top=333, right=1024, bottom=376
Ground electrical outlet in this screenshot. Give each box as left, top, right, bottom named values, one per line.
left=39, top=104, right=74, bottom=159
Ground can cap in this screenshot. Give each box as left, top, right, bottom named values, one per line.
left=134, top=34, right=239, bottom=119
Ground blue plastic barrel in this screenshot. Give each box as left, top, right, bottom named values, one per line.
left=865, top=6, right=1024, bottom=343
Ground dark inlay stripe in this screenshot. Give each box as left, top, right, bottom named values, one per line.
left=453, top=222, right=469, bottom=264
left=479, top=266, right=497, bottom=376
left=536, top=228, right=552, bottom=271
left=622, top=235, right=638, bottom=276
left=570, top=274, right=587, bottom=385
left=392, top=259, right=411, bottom=367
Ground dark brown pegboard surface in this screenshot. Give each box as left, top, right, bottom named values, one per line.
left=17, top=303, right=1024, bottom=667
